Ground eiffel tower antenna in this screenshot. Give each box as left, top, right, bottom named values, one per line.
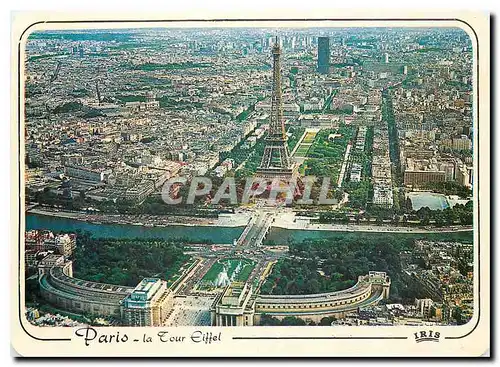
left=256, top=36, right=293, bottom=179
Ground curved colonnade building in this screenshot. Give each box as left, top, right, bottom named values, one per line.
left=37, top=255, right=173, bottom=326
left=36, top=254, right=390, bottom=326
left=210, top=271, right=391, bottom=325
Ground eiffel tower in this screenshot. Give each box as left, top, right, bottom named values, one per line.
left=256, top=37, right=294, bottom=179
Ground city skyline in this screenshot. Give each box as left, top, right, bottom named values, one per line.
left=22, top=25, right=475, bottom=329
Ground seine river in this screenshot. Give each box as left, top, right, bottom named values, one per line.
left=26, top=213, right=473, bottom=245
left=25, top=213, right=244, bottom=243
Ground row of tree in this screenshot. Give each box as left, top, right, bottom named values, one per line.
left=72, top=232, right=189, bottom=287
left=409, top=202, right=473, bottom=226
left=260, top=231, right=473, bottom=304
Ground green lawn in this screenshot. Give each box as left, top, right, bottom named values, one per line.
left=295, top=145, right=311, bottom=156
left=302, top=132, right=317, bottom=144
left=300, top=125, right=355, bottom=183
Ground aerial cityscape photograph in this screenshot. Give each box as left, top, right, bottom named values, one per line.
left=22, top=25, right=474, bottom=329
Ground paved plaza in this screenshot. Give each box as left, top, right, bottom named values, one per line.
left=164, top=296, right=215, bottom=326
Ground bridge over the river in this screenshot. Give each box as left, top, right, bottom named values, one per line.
left=235, top=211, right=274, bottom=249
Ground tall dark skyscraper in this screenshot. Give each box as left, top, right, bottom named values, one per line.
left=317, top=37, right=330, bottom=74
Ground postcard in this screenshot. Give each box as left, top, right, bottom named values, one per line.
left=11, top=10, right=490, bottom=357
